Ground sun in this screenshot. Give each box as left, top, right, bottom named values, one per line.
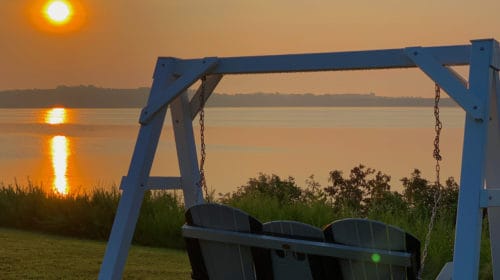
left=44, top=0, right=73, bottom=25
left=29, top=0, right=86, bottom=33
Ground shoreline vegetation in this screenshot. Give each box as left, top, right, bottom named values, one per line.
left=0, top=165, right=492, bottom=278
left=0, top=85, right=459, bottom=108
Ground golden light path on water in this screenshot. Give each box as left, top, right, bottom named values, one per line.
left=51, top=135, right=69, bottom=195
left=45, top=107, right=66, bottom=124
left=44, top=108, right=70, bottom=195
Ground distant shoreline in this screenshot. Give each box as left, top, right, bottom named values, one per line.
left=0, top=85, right=458, bottom=108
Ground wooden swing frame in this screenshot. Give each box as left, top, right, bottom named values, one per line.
left=98, top=39, right=500, bottom=279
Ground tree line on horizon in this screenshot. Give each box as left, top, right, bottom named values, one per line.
left=0, top=85, right=458, bottom=108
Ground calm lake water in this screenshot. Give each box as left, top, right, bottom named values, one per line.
left=0, top=107, right=466, bottom=194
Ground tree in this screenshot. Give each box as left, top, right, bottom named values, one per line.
left=439, top=176, right=459, bottom=217
left=225, top=173, right=302, bottom=204
left=324, top=164, right=392, bottom=213
left=401, top=169, right=458, bottom=218
left=302, top=175, right=328, bottom=204
left=401, top=169, right=435, bottom=210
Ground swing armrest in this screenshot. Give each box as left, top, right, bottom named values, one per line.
left=182, top=224, right=412, bottom=267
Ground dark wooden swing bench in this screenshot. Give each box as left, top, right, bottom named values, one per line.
left=182, top=204, right=420, bottom=280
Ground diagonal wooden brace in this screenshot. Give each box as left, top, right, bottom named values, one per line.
left=189, top=74, right=223, bottom=120
left=140, top=57, right=219, bottom=124
left=405, top=47, right=485, bottom=121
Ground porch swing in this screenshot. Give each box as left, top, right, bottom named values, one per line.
left=183, top=77, right=434, bottom=280
left=98, top=39, right=500, bottom=280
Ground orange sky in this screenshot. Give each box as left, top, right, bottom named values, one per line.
left=1, top=0, right=499, bottom=96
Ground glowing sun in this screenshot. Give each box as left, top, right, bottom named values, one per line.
left=44, top=0, right=73, bottom=25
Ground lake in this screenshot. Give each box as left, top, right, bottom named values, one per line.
left=0, top=107, right=466, bottom=194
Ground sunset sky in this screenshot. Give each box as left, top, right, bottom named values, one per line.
left=1, top=0, right=500, bottom=97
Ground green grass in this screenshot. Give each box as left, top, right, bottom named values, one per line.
left=0, top=227, right=191, bottom=279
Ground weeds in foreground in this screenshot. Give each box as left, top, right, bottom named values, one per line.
left=0, top=184, right=185, bottom=249
left=0, top=165, right=492, bottom=278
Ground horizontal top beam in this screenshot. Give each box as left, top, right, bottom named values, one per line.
left=169, top=45, right=471, bottom=75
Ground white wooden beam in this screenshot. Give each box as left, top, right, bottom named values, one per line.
left=447, top=66, right=469, bottom=88
left=173, top=45, right=471, bottom=75
left=480, top=189, right=500, bottom=207
left=436, top=262, right=454, bottom=280
left=120, top=176, right=182, bottom=190
left=452, top=39, right=495, bottom=280
left=189, top=74, right=223, bottom=120
left=98, top=60, right=175, bottom=280
left=170, top=92, right=204, bottom=208
left=140, top=57, right=218, bottom=125
left=405, top=47, right=484, bottom=121
left=489, top=39, right=500, bottom=70
left=486, top=66, right=500, bottom=279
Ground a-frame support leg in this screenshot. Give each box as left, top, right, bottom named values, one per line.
left=169, top=74, right=222, bottom=208
left=486, top=64, right=500, bottom=279
left=453, top=40, right=496, bottom=279
left=98, top=60, right=175, bottom=280
left=170, top=91, right=204, bottom=209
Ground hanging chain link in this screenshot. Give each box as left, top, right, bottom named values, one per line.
left=418, top=83, right=444, bottom=279
left=198, top=76, right=209, bottom=200
left=433, top=84, right=443, bottom=180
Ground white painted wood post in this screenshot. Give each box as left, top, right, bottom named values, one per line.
left=453, top=40, right=495, bottom=279
left=486, top=66, right=500, bottom=279
left=170, top=91, right=204, bottom=209
left=98, top=59, right=175, bottom=280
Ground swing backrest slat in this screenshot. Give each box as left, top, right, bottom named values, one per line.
left=184, top=203, right=270, bottom=280
left=262, top=220, right=337, bottom=279
left=323, top=218, right=421, bottom=280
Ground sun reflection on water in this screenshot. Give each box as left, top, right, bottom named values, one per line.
left=44, top=108, right=70, bottom=195
left=51, top=135, right=69, bottom=195
left=45, top=107, right=67, bottom=124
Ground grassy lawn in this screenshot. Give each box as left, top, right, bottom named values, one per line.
left=0, top=228, right=191, bottom=279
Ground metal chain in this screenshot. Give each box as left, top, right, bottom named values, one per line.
left=198, top=76, right=209, bottom=200
left=418, top=83, right=444, bottom=279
